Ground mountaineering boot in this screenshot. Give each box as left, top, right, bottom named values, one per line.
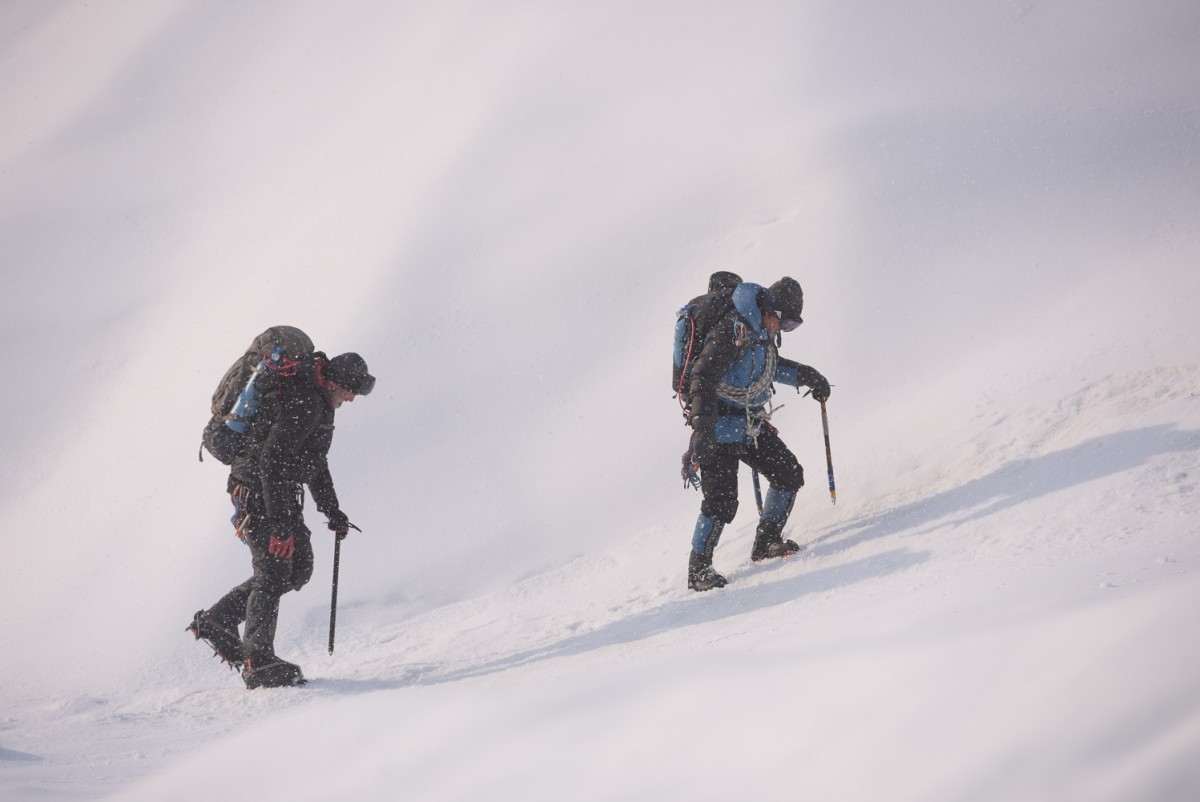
left=750, top=520, right=801, bottom=562
left=186, top=610, right=244, bottom=669
left=688, top=514, right=728, bottom=591
left=242, top=656, right=306, bottom=689
left=687, top=550, right=727, bottom=592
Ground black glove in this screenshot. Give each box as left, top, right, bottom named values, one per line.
left=325, top=508, right=351, bottom=541
left=808, top=374, right=831, bottom=403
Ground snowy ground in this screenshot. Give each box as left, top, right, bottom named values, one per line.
left=2, top=2, right=1199, bottom=800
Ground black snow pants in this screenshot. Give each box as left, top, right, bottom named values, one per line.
left=698, top=424, right=804, bottom=525
left=205, top=482, right=314, bottom=664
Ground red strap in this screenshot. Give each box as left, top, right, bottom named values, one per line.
left=677, top=315, right=697, bottom=412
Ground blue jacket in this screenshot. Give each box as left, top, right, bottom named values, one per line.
left=688, top=283, right=823, bottom=446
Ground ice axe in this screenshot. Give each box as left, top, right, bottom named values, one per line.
left=328, top=522, right=361, bottom=655
left=821, top=401, right=836, bottom=505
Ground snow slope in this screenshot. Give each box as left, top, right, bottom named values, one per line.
left=2, top=1, right=1199, bottom=800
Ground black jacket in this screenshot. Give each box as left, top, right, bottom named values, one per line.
left=230, top=354, right=339, bottom=524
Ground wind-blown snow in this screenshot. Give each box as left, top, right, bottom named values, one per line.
left=2, top=1, right=1198, bottom=800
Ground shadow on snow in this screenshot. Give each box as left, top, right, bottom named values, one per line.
left=310, top=425, right=1199, bottom=694
left=810, top=424, right=1200, bottom=557
left=314, top=547, right=929, bottom=693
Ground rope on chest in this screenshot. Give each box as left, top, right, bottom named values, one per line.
left=715, top=344, right=778, bottom=446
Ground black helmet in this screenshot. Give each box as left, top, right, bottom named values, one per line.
left=708, top=271, right=743, bottom=293
left=763, top=277, right=804, bottom=329
left=325, top=353, right=376, bottom=396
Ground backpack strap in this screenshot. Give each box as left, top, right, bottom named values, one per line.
left=676, top=308, right=699, bottom=412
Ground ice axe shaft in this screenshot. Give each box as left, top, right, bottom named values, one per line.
left=821, top=401, right=836, bottom=505
left=752, top=468, right=763, bottom=515
left=328, top=522, right=361, bottom=655
left=328, top=538, right=340, bottom=655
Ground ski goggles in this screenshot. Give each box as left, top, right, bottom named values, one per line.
left=780, top=317, right=802, bottom=332
left=329, top=374, right=375, bottom=397
left=348, top=373, right=375, bottom=396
